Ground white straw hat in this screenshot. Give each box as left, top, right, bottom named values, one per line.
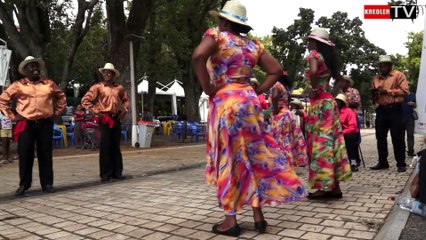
left=209, top=0, right=252, bottom=30
left=290, top=99, right=304, bottom=109
left=18, top=56, right=45, bottom=76
left=98, top=63, right=120, bottom=79
left=374, top=55, right=393, bottom=66
left=335, top=93, right=347, bottom=105
left=343, top=75, right=354, bottom=87
left=250, top=78, right=260, bottom=85
left=306, top=28, right=335, bottom=46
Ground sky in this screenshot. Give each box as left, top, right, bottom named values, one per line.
left=239, top=0, right=425, bottom=56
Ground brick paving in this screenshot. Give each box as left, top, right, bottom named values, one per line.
left=0, top=129, right=423, bottom=239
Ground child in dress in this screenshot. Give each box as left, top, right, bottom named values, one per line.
left=0, top=111, right=13, bottom=164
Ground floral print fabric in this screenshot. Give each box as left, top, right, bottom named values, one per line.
left=204, top=28, right=306, bottom=215
left=269, top=82, right=307, bottom=167
left=304, top=51, right=351, bottom=191
left=204, top=28, right=264, bottom=88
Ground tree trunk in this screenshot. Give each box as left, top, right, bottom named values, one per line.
left=183, top=63, right=201, bottom=121
left=0, top=1, right=51, bottom=76
left=59, top=0, right=99, bottom=90
left=105, top=0, right=153, bottom=122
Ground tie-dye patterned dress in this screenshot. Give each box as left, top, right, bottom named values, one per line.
left=269, top=82, right=308, bottom=167
left=304, top=50, right=351, bottom=191
left=204, top=28, right=306, bottom=215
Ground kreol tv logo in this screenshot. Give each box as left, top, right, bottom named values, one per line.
left=364, top=3, right=419, bottom=19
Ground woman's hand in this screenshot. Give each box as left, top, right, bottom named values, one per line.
left=308, top=88, right=319, bottom=98
left=192, top=35, right=218, bottom=97
left=204, top=84, right=217, bottom=96
left=13, top=114, right=26, bottom=121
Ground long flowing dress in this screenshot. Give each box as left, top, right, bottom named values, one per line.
left=304, top=50, right=351, bottom=191
left=269, top=82, right=308, bottom=167
left=204, top=28, right=306, bottom=215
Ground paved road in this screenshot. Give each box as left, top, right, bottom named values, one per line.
left=0, top=129, right=421, bottom=239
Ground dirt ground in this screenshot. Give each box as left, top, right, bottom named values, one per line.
left=399, top=213, right=426, bottom=240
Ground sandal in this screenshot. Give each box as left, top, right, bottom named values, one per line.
left=254, top=220, right=268, bottom=233
left=212, top=223, right=241, bottom=237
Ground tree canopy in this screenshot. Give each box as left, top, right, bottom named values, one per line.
left=0, top=1, right=422, bottom=119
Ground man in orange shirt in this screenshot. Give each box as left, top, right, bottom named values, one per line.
left=370, top=55, right=409, bottom=172
left=82, top=63, right=129, bottom=182
left=0, top=56, right=66, bottom=196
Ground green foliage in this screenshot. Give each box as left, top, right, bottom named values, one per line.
left=398, top=31, right=422, bottom=91
left=270, top=8, right=386, bottom=111
left=270, top=8, right=314, bottom=89
left=46, top=3, right=106, bottom=93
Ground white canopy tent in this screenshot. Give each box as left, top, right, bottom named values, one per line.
left=199, top=92, right=209, bottom=123
left=137, top=78, right=185, bottom=115
left=137, top=79, right=168, bottom=95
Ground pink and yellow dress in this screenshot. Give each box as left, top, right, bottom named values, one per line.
left=269, top=82, right=307, bottom=167
left=204, top=28, right=306, bottom=215
left=304, top=50, right=351, bottom=191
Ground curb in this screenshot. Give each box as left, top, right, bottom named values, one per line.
left=53, top=144, right=204, bottom=161
left=0, top=162, right=204, bottom=203
left=374, top=167, right=417, bottom=240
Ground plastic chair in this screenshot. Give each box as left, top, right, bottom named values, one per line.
left=53, top=124, right=64, bottom=148
left=162, top=120, right=175, bottom=135
left=121, top=124, right=129, bottom=142
left=188, top=121, right=205, bottom=142
left=66, top=124, right=75, bottom=147
left=171, top=121, right=185, bottom=140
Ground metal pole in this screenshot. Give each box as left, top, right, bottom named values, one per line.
left=129, top=40, right=138, bottom=147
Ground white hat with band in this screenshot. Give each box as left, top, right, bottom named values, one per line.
left=209, top=0, right=252, bottom=30
left=306, top=28, right=335, bottom=46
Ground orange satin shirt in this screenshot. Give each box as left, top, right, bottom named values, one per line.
left=371, top=70, right=409, bottom=106
left=81, top=82, right=129, bottom=114
left=0, top=77, right=66, bottom=121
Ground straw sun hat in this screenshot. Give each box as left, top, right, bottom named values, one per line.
left=306, top=28, right=335, bottom=46
left=290, top=99, right=304, bottom=109
left=374, top=55, right=393, bottom=66
left=250, top=78, right=260, bottom=85
left=343, top=75, right=354, bottom=87
left=335, top=93, right=347, bottom=105
left=209, top=0, right=252, bottom=30
left=18, top=56, right=45, bottom=76
left=98, top=63, right=120, bottom=78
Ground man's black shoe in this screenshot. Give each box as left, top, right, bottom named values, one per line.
left=407, top=153, right=416, bottom=157
left=370, top=164, right=389, bottom=170
left=351, top=165, right=359, bottom=172
left=101, top=177, right=110, bottom=183
left=42, top=185, right=56, bottom=193
left=111, top=175, right=127, bottom=181
left=397, top=166, right=407, bottom=172
left=15, top=186, right=26, bottom=196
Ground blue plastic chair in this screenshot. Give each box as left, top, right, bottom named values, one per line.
left=121, top=124, right=129, bottom=142
left=53, top=124, right=64, bottom=148
left=188, top=121, right=205, bottom=142
left=171, top=121, right=185, bottom=140
left=66, top=123, right=75, bottom=147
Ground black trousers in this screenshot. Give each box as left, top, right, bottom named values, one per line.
left=344, top=133, right=359, bottom=163
left=403, top=117, right=415, bottom=155
left=18, top=119, right=54, bottom=189
left=98, top=118, right=123, bottom=179
left=375, top=104, right=406, bottom=167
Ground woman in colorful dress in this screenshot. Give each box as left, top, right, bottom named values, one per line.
left=304, top=28, right=351, bottom=199
left=270, top=73, right=307, bottom=167
left=192, top=0, right=306, bottom=237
